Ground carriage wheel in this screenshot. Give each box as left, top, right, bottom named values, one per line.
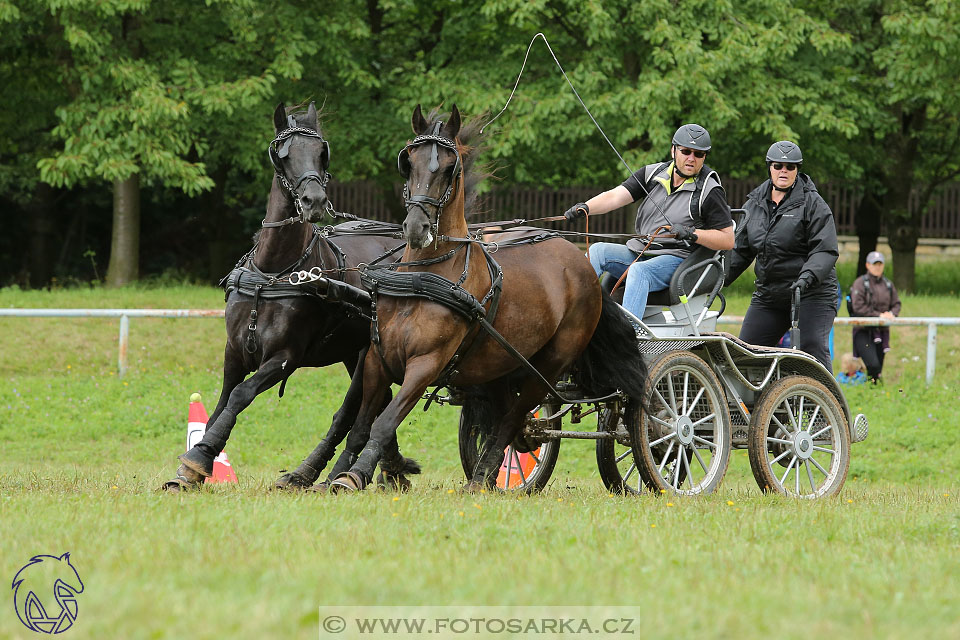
left=458, top=403, right=560, bottom=493
left=630, top=351, right=731, bottom=495
left=747, top=376, right=850, bottom=498
left=595, top=402, right=645, bottom=495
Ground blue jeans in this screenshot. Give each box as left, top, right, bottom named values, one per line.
left=587, top=243, right=684, bottom=317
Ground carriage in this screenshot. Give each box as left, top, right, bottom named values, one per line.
left=457, top=239, right=870, bottom=499
left=167, top=103, right=868, bottom=501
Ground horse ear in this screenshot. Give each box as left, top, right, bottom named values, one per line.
left=306, top=101, right=318, bottom=130
left=412, top=104, right=427, bottom=135
left=445, top=104, right=462, bottom=138
left=273, top=103, right=287, bottom=132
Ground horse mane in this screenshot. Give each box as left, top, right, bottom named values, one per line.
left=421, top=107, right=496, bottom=218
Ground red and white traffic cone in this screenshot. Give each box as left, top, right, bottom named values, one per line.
left=186, top=393, right=237, bottom=484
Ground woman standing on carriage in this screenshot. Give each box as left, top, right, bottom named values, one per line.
left=563, top=124, right=734, bottom=318
left=726, top=141, right=840, bottom=372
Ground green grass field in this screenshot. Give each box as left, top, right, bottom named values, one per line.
left=2, top=280, right=959, bottom=639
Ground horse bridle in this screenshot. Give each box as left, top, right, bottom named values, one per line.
left=397, top=121, right=463, bottom=238
left=264, top=122, right=334, bottom=228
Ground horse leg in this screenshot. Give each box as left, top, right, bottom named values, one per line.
left=174, top=353, right=291, bottom=486
left=330, top=356, right=438, bottom=492
left=163, top=346, right=249, bottom=491
left=275, top=350, right=366, bottom=490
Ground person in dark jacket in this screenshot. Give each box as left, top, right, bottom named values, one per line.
left=727, top=141, right=840, bottom=371
left=849, top=251, right=901, bottom=383
left=564, top=124, right=733, bottom=318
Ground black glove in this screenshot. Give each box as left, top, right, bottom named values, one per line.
left=564, top=202, right=589, bottom=221
left=790, top=273, right=815, bottom=294
left=672, top=224, right=698, bottom=244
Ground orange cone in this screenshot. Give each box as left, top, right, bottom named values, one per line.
left=186, top=393, right=238, bottom=484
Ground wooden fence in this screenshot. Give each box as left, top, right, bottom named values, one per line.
left=328, top=180, right=960, bottom=238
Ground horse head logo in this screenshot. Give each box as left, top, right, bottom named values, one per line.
left=11, top=552, right=84, bottom=634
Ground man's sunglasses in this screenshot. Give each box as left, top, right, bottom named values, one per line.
left=772, top=162, right=798, bottom=171
left=677, top=147, right=706, bottom=159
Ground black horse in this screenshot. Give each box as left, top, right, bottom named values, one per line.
left=163, top=102, right=416, bottom=492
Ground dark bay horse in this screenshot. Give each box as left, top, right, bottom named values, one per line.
left=164, top=102, right=415, bottom=491
left=328, top=105, right=648, bottom=492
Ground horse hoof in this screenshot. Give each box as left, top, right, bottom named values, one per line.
left=462, top=481, right=485, bottom=494
left=330, top=472, right=365, bottom=493
left=377, top=472, right=412, bottom=493
left=305, top=481, right=330, bottom=494
left=178, top=448, right=214, bottom=478
left=160, top=472, right=202, bottom=492
left=274, top=472, right=313, bottom=490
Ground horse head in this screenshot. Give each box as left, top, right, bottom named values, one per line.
left=269, top=101, right=332, bottom=224
left=398, top=104, right=464, bottom=249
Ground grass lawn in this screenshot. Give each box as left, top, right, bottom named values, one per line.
left=2, top=281, right=959, bottom=639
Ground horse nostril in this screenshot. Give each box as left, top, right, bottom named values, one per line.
left=301, top=194, right=314, bottom=207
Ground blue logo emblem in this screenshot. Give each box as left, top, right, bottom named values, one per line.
left=11, top=552, right=84, bottom=634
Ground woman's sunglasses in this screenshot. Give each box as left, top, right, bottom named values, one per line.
left=772, top=163, right=798, bottom=171
left=677, top=147, right=706, bottom=159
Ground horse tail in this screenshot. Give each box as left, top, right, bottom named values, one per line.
left=573, top=290, right=648, bottom=406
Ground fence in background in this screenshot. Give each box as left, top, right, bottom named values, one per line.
left=328, top=180, right=960, bottom=238
left=2, top=309, right=958, bottom=384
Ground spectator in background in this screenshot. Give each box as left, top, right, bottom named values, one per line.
left=836, top=352, right=866, bottom=385
left=849, top=251, right=901, bottom=384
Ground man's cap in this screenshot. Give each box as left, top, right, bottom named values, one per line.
left=866, top=251, right=885, bottom=264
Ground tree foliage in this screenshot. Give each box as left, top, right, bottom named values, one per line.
left=1, top=0, right=958, bottom=289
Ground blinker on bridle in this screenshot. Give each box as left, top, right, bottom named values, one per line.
left=264, top=116, right=334, bottom=228
left=397, top=120, right=463, bottom=242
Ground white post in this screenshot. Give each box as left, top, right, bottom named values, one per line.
left=119, top=314, right=129, bottom=378
left=926, top=323, right=937, bottom=385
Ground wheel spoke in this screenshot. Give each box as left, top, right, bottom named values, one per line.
left=666, top=373, right=679, bottom=417
left=686, top=386, right=705, bottom=417
left=781, top=398, right=799, bottom=430
left=649, top=413, right=674, bottom=429
left=691, top=412, right=716, bottom=428
left=692, top=435, right=717, bottom=449
left=805, top=459, right=817, bottom=493
left=528, top=449, right=542, bottom=465
left=769, top=448, right=792, bottom=466
left=812, top=445, right=835, bottom=454
left=809, top=424, right=832, bottom=440
left=670, top=450, right=681, bottom=488
left=771, top=412, right=792, bottom=435
left=615, top=448, right=632, bottom=463
left=681, top=371, right=690, bottom=415
left=798, top=396, right=805, bottom=429
left=513, top=449, right=528, bottom=485
left=692, top=445, right=709, bottom=474
left=809, top=456, right=830, bottom=476
left=623, top=463, right=636, bottom=484
left=504, top=446, right=515, bottom=488
left=657, top=440, right=676, bottom=475
left=649, top=431, right=675, bottom=448
left=681, top=446, right=693, bottom=488
left=654, top=387, right=678, bottom=420
left=795, top=457, right=800, bottom=494
left=779, top=456, right=797, bottom=486
left=767, top=437, right=793, bottom=445
left=805, top=405, right=821, bottom=432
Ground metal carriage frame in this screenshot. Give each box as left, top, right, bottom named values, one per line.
left=456, top=238, right=869, bottom=499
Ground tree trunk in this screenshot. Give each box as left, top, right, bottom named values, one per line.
left=105, top=174, right=140, bottom=286
left=888, top=218, right=918, bottom=293
left=853, top=190, right=881, bottom=277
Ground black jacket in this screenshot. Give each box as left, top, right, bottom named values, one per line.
left=728, top=173, right=839, bottom=303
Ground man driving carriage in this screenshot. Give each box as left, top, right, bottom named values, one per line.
left=563, top=123, right=734, bottom=318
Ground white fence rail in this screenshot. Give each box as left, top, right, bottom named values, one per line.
left=1, top=309, right=958, bottom=383
left=0, top=309, right=224, bottom=378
